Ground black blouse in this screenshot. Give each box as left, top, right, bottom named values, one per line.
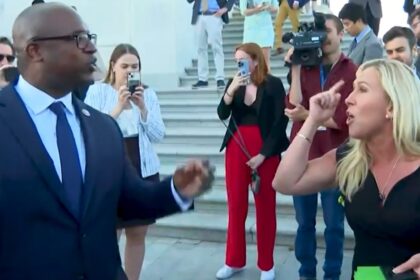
left=336, top=145, right=420, bottom=271
left=217, top=74, right=289, bottom=157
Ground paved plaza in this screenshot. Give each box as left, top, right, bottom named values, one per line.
left=119, top=236, right=354, bottom=280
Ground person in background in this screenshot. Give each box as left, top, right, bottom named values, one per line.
left=409, top=8, right=420, bottom=47
left=273, top=0, right=308, bottom=55
left=216, top=42, right=289, bottom=280
left=284, top=14, right=357, bottom=280
left=186, top=0, right=236, bottom=90
left=348, top=0, right=382, bottom=36
left=0, top=37, right=16, bottom=89
left=84, top=43, right=165, bottom=280
left=273, top=59, right=420, bottom=278
left=383, top=26, right=419, bottom=78
left=0, top=3, right=214, bottom=279
left=239, top=0, right=278, bottom=71
left=339, top=3, right=383, bottom=66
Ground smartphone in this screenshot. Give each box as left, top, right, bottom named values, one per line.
left=381, top=266, right=418, bottom=280
left=127, top=72, right=141, bottom=94
left=3, top=67, right=19, bottom=82
left=237, top=59, right=250, bottom=77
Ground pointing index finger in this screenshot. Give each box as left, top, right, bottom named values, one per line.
left=329, top=80, right=345, bottom=94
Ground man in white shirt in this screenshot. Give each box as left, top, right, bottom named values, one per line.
left=0, top=3, right=214, bottom=280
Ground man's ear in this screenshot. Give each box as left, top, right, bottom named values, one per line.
left=25, top=43, right=43, bottom=63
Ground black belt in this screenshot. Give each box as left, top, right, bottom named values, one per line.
left=197, top=11, right=217, bottom=15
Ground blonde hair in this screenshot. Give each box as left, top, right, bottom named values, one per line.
left=337, top=59, right=420, bottom=200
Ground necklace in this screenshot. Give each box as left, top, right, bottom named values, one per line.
left=378, top=156, right=401, bottom=203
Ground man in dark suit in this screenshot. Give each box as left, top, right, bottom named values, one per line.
left=0, top=3, right=214, bottom=280
left=349, top=0, right=382, bottom=36
left=187, top=0, right=236, bottom=90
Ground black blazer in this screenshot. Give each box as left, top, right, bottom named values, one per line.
left=217, top=74, right=289, bottom=157
left=0, top=83, right=181, bottom=280
left=187, top=0, right=236, bottom=25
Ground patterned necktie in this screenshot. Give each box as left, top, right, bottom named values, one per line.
left=201, top=0, right=208, bottom=12
left=49, top=102, right=83, bottom=218
left=349, top=38, right=357, bottom=54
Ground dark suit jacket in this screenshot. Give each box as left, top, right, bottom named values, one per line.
left=217, top=74, right=289, bottom=157
left=187, top=0, right=236, bottom=25
left=349, top=0, right=382, bottom=18
left=347, top=29, right=383, bottom=66
left=0, top=83, right=181, bottom=280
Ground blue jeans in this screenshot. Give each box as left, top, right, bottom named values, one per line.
left=293, top=188, right=344, bottom=280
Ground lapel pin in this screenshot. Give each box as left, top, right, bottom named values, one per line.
left=82, top=109, right=91, bottom=117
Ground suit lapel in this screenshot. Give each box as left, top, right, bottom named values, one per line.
left=72, top=99, right=98, bottom=220
left=0, top=85, right=78, bottom=221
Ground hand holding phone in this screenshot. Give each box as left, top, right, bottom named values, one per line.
left=127, top=72, right=141, bottom=94
left=237, top=59, right=250, bottom=85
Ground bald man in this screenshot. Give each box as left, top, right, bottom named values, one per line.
left=0, top=3, right=214, bottom=280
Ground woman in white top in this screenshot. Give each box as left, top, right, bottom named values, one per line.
left=84, top=43, right=165, bottom=280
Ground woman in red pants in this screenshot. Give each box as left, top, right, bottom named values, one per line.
left=216, top=42, right=289, bottom=280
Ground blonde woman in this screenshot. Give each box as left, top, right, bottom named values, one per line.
left=85, top=44, right=165, bottom=280
left=273, top=59, right=420, bottom=277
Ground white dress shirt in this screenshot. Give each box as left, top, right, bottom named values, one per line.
left=14, top=76, right=191, bottom=211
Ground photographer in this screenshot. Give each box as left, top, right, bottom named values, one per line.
left=84, top=43, right=165, bottom=280
left=0, top=37, right=17, bottom=89
left=283, top=14, right=357, bottom=280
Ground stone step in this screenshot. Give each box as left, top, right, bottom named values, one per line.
left=222, top=25, right=296, bottom=39
left=149, top=212, right=355, bottom=250
left=185, top=64, right=290, bottom=76
left=163, top=126, right=225, bottom=145
left=160, top=99, right=220, bottom=114
left=201, top=45, right=352, bottom=67
left=156, top=143, right=224, bottom=166
left=195, top=188, right=323, bottom=217
left=161, top=112, right=225, bottom=128
left=179, top=75, right=288, bottom=87
left=157, top=89, right=221, bottom=100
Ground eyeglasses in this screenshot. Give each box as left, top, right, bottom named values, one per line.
left=0, top=54, right=15, bottom=63
left=30, top=31, right=97, bottom=50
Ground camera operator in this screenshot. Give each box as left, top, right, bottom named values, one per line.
left=283, top=14, right=357, bottom=280
left=0, top=37, right=17, bottom=89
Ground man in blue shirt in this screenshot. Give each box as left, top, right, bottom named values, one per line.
left=339, top=3, right=383, bottom=66
left=187, top=0, right=236, bottom=90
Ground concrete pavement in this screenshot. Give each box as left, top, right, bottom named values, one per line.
left=118, top=236, right=354, bottom=280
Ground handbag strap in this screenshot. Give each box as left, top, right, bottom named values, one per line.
left=221, top=116, right=252, bottom=160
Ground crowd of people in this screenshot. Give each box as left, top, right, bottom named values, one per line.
left=0, top=0, right=419, bottom=280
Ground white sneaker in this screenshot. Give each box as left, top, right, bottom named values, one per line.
left=215, top=265, right=244, bottom=279
left=260, top=267, right=275, bottom=280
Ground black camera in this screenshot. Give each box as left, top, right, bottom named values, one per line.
left=282, top=12, right=327, bottom=66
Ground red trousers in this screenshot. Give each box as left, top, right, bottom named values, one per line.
left=224, top=125, right=279, bottom=271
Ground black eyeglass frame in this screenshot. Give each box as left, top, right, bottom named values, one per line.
left=29, top=31, right=97, bottom=50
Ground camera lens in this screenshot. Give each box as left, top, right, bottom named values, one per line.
left=238, top=62, right=243, bottom=67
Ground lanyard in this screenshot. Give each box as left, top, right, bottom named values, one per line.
left=320, top=65, right=327, bottom=90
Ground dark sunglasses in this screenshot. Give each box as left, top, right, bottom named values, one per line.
left=0, top=54, right=15, bottom=63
